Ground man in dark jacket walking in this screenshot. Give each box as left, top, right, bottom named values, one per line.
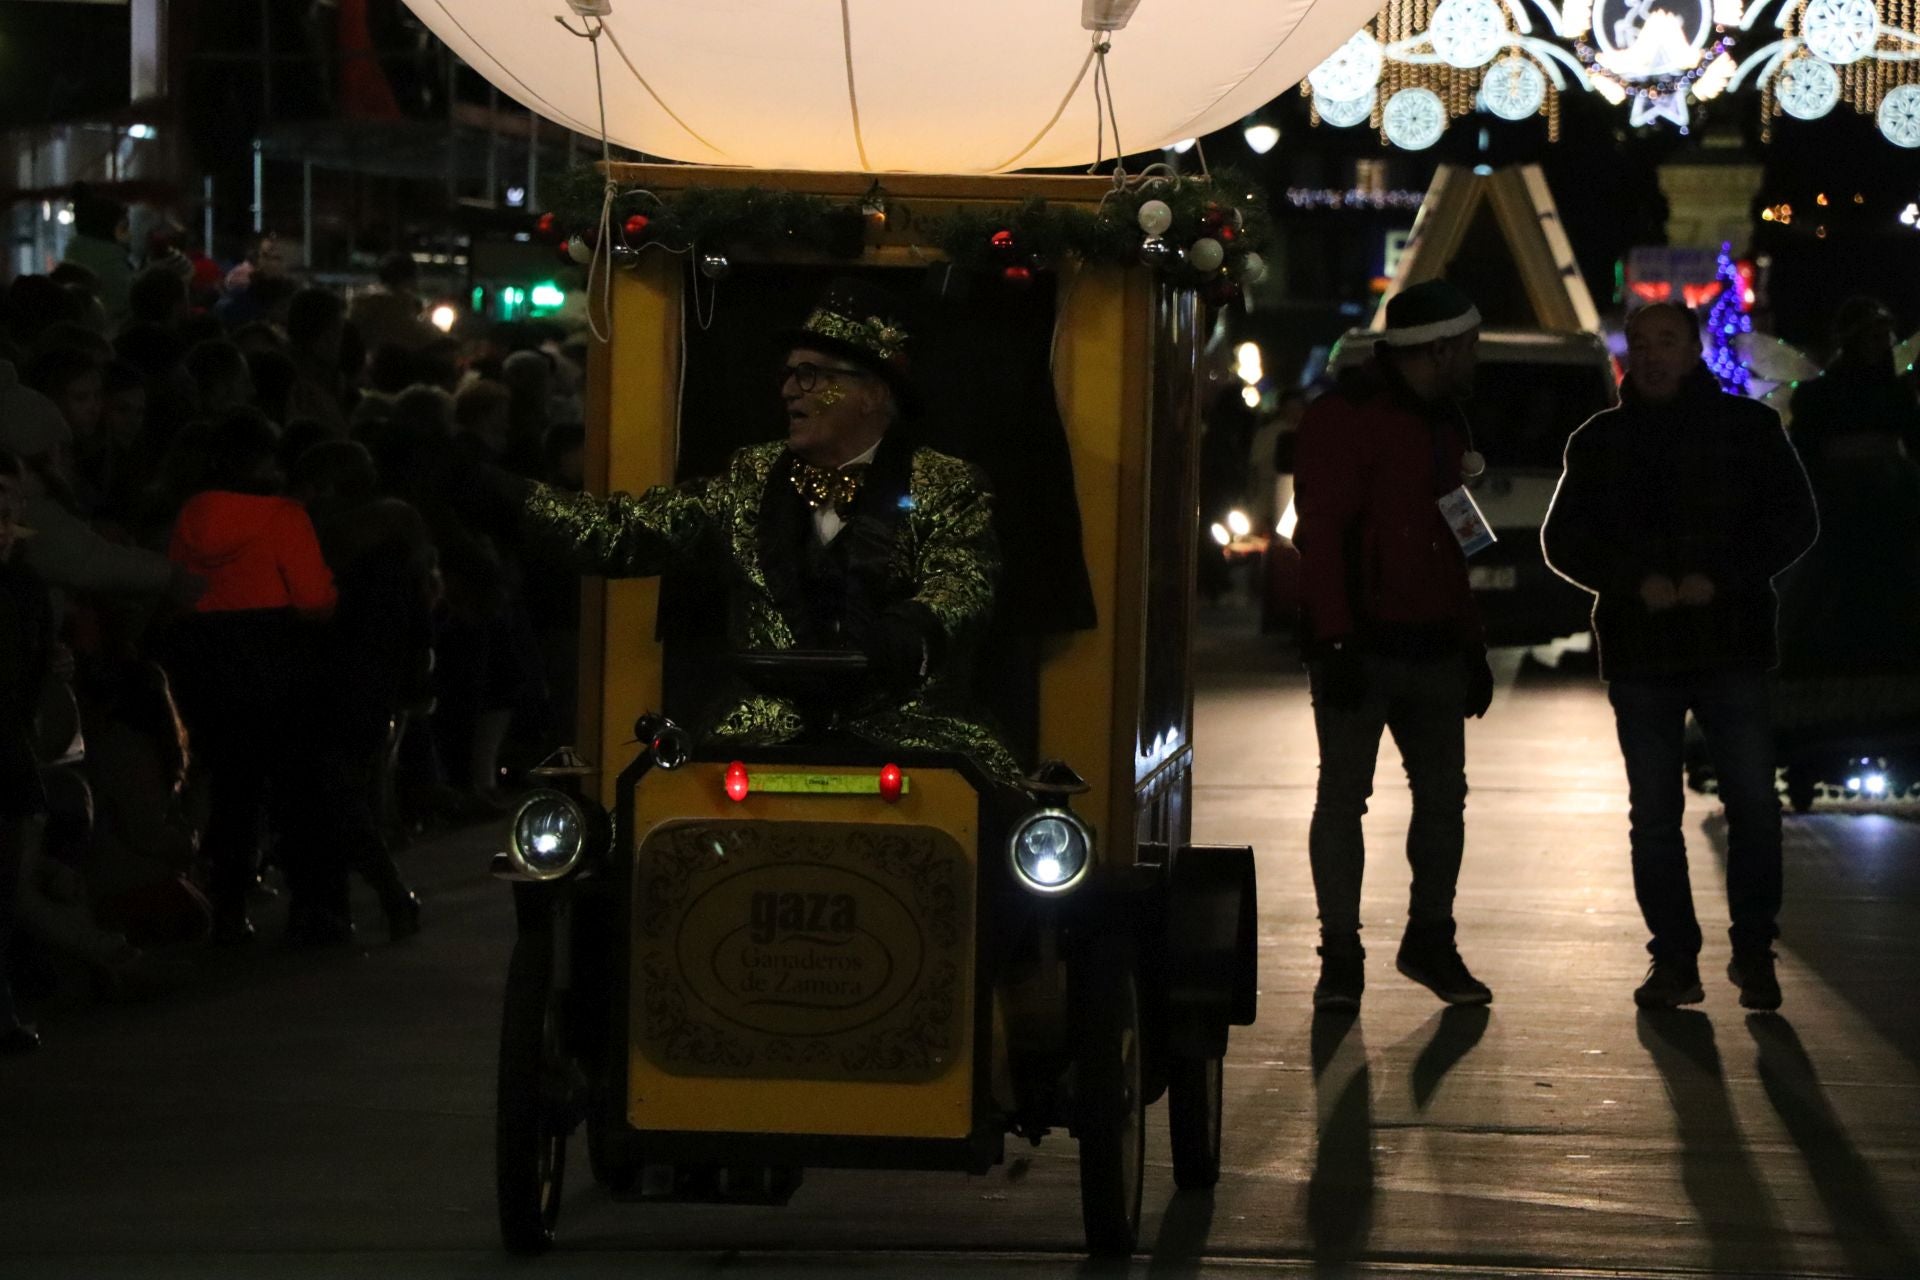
left=1542, top=302, right=1818, bottom=1011
left=1294, top=280, right=1497, bottom=1012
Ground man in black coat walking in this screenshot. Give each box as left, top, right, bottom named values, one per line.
left=1542, top=302, right=1818, bottom=1011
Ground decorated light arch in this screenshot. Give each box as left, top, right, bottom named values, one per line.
left=1302, top=0, right=1920, bottom=146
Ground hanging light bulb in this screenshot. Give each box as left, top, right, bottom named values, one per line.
left=1243, top=116, right=1282, bottom=154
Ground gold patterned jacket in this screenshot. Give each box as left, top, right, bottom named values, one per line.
left=522, top=434, right=1020, bottom=780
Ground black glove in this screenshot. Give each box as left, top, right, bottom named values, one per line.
left=861, top=608, right=932, bottom=697
left=1463, top=648, right=1495, bottom=719
left=1314, top=644, right=1367, bottom=711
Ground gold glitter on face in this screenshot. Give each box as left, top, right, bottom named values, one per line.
left=814, top=382, right=846, bottom=407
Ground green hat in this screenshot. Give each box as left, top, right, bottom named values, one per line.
left=783, top=276, right=916, bottom=411
left=1380, top=279, right=1482, bottom=347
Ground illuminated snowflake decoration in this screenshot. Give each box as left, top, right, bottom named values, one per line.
left=1800, top=0, right=1881, bottom=62
left=1315, top=90, right=1379, bottom=127
left=1383, top=87, right=1450, bottom=147
left=1297, top=0, right=1920, bottom=148
left=1880, top=83, right=1920, bottom=145
left=1774, top=53, right=1842, bottom=116
left=1309, top=30, right=1387, bottom=100
left=1728, top=0, right=1920, bottom=147
left=1481, top=54, right=1551, bottom=116
left=1431, top=0, right=1515, bottom=66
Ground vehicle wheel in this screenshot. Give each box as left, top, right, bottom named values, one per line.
left=1785, top=766, right=1818, bottom=815
left=1167, top=1053, right=1224, bottom=1190
left=497, top=935, right=571, bottom=1253
left=1071, top=933, right=1145, bottom=1258
left=587, top=1080, right=639, bottom=1194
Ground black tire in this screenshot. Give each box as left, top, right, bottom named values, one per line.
left=1168, top=1053, right=1224, bottom=1190
left=497, top=935, right=570, bottom=1254
left=1072, top=933, right=1146, bottom=1258
left=586, top=1076, right=639, bottom=1194
left=1785, top=766, right=1818, bottom=815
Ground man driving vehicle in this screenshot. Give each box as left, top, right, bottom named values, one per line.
left=508, top=277, right=1018, bottom=780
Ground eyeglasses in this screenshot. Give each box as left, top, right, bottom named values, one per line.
left=779, top=361, right=871, bottom=393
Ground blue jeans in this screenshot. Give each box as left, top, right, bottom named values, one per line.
left=1608, top=671, right=1783, bottom=961
left=1307, top=653, right=1468, bottom=944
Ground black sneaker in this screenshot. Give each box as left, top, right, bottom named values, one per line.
left=1313, top=946, right=1365, bottom=1012
left=1395, top=937, right=1493, bottom=1005
left=1728, top=949, right=1782, bottom=1011
left=1634, top=957, right=1704, bottom=1008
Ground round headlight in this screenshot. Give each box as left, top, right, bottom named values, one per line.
left=1009, top=810, right=1092, bottom=894
left=510, top=791, right=587, bottom=880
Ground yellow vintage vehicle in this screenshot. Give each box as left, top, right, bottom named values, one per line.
left=491, top=166, right=1258, bottom=1258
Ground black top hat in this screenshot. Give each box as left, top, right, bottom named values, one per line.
left=782, top=276, right=917, bottom=413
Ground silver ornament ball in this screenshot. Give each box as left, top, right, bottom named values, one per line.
left=1138, top=235, right=1183, bottom=270
left=565, top=235, right=594, bottom=265
left=698, top=250, right=732, bottom=280
left=1188, top=236, right=1225, bottom=274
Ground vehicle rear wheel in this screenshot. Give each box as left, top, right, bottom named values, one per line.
left=1071, top=933, right=1145, bottom=1258
left=1168, top=1053, right=1224, bottom=1190
left=497, top=935, right=573, bottom=1253
left=587, top=1077, right=639, bottom=1194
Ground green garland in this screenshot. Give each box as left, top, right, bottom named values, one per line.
left=540, top=164, right=1274, bottom=295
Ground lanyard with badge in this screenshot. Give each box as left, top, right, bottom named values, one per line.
left=1433, top=405, right=1496, bottom=557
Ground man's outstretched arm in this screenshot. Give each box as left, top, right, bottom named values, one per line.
left=521, top=476, right=719, bottom=579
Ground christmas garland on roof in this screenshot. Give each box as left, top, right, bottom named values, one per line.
left=535, top=164, right=1273, bottom=304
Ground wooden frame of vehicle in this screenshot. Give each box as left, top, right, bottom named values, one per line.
left=491, top=166, right=1258, bottom=1259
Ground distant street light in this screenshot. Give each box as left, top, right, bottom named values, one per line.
left=1243, top=120, right=1282, bottom=154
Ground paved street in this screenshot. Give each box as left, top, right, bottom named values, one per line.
left=3, top=609, right=1918, bottom=1279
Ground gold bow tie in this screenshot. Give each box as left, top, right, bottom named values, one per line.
left=790, top=460, right=869, bottom=514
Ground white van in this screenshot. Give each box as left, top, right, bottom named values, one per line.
left=1323, top=326, right=1619, bottom=647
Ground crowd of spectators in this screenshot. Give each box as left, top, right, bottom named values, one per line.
left=0, top=186, right=590, bottom=1052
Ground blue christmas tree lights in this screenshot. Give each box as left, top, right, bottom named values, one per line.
left=1704, top=242, right=1751, bottom=395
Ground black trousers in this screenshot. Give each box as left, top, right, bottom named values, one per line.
left=161, top=611, right=340, bottom=922
left=1608, top=670, right=1783, bottom=961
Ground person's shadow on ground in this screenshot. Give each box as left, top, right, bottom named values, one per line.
left=1748, top=1013, right=1920, bottom=1276
left=1144, top=1182, right=1216, bottom=1280
left=1637, top=1008, right=1797, bottom=1277
left=1305, top=1010, right=1373, bottom=1270
left=1409, top=1003, right=1490, bottom=1109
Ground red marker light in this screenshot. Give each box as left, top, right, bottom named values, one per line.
left=724, top=761, right=750, bottom=803
left=878, top=763, right=903, bottom=803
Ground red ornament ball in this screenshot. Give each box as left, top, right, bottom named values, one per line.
left=624, top=214, right=650, bottom=238
left=1002, top=264, right=1034, bottom=285
left=990, top=229, right=1016, bottom=250
left=535, top=211, right=557, bottom=239
left=1217, top=224, right=1238, bottom=243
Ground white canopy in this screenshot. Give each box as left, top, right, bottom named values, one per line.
left=402, top=0, right=1384, bottom=173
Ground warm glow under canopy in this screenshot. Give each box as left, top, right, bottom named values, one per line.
left=402, top=0, right=1383, bottom=173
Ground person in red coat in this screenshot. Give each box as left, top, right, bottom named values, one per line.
left=162, top=408, right=338, bottom=944
left=1294, top=280, right=1496, bottom=1013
